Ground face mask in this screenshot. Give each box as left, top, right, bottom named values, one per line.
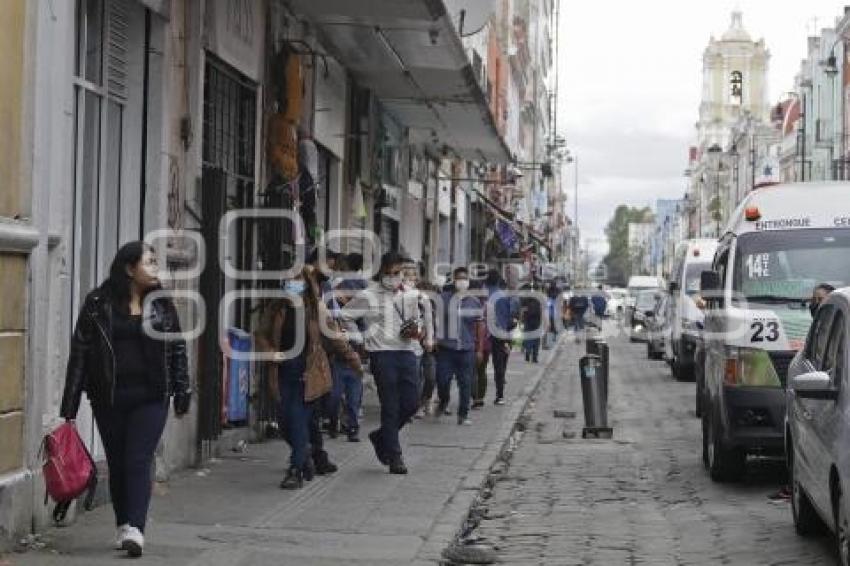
left=382, top=276, right=402, bottom=290
left=285, top=280, right=306, bottom=294
left=402, top=280, right=416, bottom=292
left=455, top=280, right=470, bottom=292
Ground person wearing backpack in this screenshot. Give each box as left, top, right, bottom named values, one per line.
left=60, top=241, right=192, bottom=558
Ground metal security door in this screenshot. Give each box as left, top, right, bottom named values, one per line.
left=198, top=56, right=257, bottom=449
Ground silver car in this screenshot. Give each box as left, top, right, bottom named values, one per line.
left=786, top=288, right=850, bottom=564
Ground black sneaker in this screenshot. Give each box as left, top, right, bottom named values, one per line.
left=471, top=400, right=484, bottom=410
left=347, top=430, right=360, bottom=443
left=302, top=461, right=315, bottom=482
left=494, top=397, right=505, bottom=406
left=388, top=457, right=408, bottom=475
left=313, top=453, right=338, bottom=475
left=279, top=466, right=304, bottom=489
left=368, top=430, right=390, bottom=465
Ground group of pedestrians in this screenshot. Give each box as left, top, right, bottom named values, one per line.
left=59, top=242, right=556, bottom=558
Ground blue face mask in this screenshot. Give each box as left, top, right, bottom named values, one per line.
left=285, top=280, right=306, bottom=294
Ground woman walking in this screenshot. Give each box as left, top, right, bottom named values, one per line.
left=60, top=241, right=192, bottom=558
left=256, top=264, right=362, bottom=489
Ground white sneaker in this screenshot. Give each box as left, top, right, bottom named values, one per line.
left=114, top=524, right=130, bottom=550
left=121, top=526, right=144, bottom=558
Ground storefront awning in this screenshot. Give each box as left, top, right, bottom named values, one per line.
left=286, top=0, right=511, bottom=163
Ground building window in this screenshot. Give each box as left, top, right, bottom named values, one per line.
left=730, top=71, right=743, bottom=105
left=72, top=0, right=130, bottom=314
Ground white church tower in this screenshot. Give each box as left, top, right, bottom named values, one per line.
left=696, top=11, right=770, bottom=149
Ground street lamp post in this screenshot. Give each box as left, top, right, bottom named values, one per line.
left=565, top=152, right=579, bottom=283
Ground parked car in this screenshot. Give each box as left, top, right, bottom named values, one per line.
left=785, top=288, right=850, bottom=563
left=646, top=292, right=670, bottom=361
left=630, top=290, right=660, bottom=343
left=701, top=182, right=850, bottom=483
left=626, top=275, right=665, bottom=323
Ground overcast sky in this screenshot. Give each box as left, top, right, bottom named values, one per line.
left=557, top=0, right=848, bottom=259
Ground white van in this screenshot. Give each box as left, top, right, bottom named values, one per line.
left=667, top=239, right=718, bottom=381
left=700, top=182, right=850, bottom=482
left=625, top=275, right=665, bottom=322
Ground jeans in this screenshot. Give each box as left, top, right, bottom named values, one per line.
left=473, top=350, right=490, bottom=402
left=420, top=351, right=437, bottom=407
left=278, top=357, right=325, bottom=470
left=92, top=398, right=168, bottom=532
left=334, top=362, right=363, bottom=432
left=370, top=351, right=420, bottom=458
left=523, top=338, right=540, bottom=362
left=572, top=310, right=586, bottom=331
left=491, top=338, right=510, bottom=399
left=437, top=348, right=474, bottom=419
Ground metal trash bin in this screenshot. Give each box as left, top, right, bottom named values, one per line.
left=579, top=355, right=613, bottom=439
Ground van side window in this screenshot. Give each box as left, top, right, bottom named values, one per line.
left=823, top=311, right=846, bottom=384
left=806, top=305, right=836, bottom=371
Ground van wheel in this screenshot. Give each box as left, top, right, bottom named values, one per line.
left=791, top=446, right=823, bottom=536
left=706, top=408, right=745, bottom=482
left=836, top=487, right=850, bottom=566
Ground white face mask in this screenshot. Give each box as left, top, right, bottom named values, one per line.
left=382, top=275, right=402, bottom=290
left=455, top=279, right=470, bottom=292
left=402, top=280, right=416, bottom=292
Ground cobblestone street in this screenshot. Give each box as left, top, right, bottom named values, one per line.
left=471, top=329, right=837, bottom=565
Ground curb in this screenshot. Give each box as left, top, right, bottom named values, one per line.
left=413, top=337, right=568, bottom=564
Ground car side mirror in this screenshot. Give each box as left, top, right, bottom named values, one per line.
left=700, top=270, right=721, bottom=293
left=791, top=371, right=839, bottom=401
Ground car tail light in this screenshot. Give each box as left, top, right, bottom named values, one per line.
left=724, top=358, right=740, bottom=386
left=723, top=347, right=782, bottom=388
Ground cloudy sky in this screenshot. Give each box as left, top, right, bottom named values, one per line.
left=557, top=0, right=848, bottom=259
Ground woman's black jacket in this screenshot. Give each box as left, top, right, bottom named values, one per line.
left=60, top=287, right=191, bottom=419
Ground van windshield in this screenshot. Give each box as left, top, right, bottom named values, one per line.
left=684, top=262, right=711, bottom=295
left=733, top=229, right=850, bottom=302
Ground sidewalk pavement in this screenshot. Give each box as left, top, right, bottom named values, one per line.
left=7, top=338, right=567, bottom=566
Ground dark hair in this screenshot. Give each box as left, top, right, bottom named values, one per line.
left=346, top=253, right=364, bottom=272
left=453, top=266, right=469, bottom=278
left=816, top=283, right=836, bottom=294
left=485, top=268, right=502, bottom=287
left=376, top=251, right=410, bottom=280
left=104, top=241, right=158, bottom=313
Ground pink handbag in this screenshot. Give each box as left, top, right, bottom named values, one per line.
left=42, top=422, right=97, bottom=522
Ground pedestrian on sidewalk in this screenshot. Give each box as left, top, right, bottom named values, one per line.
left=339, top=252, right=425, bottom=474
left=415, top=276, right=439, bottom=418
left=256, top=264, right=362, bottom=489
left=326, top=259, right=366, bottom=443
left=471, top=275, right=492, bottom=409
left=474, top=269, right=518, bottom=406
left=520, top=280, right=545, bottom=363
left=60, top=241, right=192, bottom=558
left=435, top=267, right=485, bottom=425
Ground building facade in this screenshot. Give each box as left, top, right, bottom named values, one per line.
left=0, top=0, right=567, bottom=544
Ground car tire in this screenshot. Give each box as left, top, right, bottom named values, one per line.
left=790, top=445, right=824, bottom=536
left=706, top=407, right=745, bottom=483
left=836, top=487, right=850, bottom=566
left=646, top=342, right=653, bottom=359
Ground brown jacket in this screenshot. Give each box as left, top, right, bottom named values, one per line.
left=255, top=268, right=362, bottom=402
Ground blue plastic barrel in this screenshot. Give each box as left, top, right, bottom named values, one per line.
left=227, top=328, right=252, bottom=423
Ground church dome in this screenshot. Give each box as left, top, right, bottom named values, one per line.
left=722, top=11, right=752, bottom=42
